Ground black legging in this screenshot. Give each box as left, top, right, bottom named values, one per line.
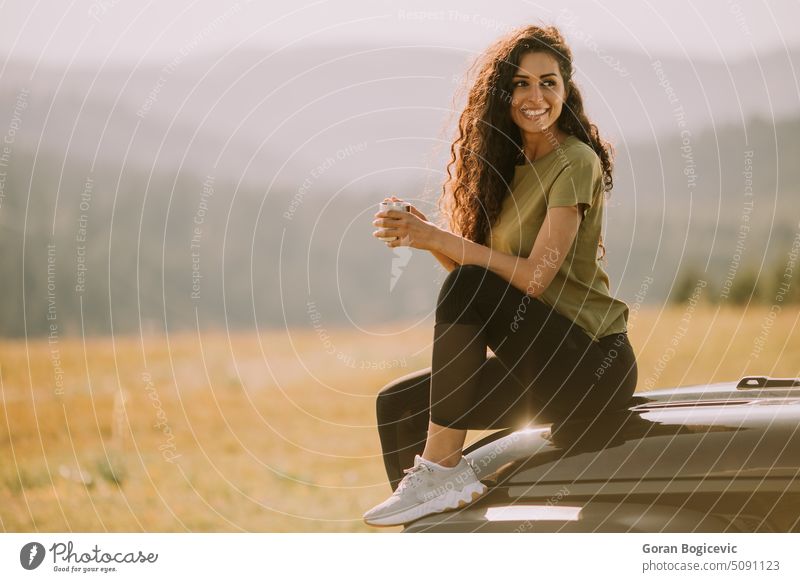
left=376, top=264, right=638, bottom=491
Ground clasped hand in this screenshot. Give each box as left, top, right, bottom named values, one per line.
left=372, top=196, right=441, bottom=250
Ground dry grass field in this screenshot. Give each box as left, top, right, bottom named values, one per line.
left=1, top=305, right=798, bottom=532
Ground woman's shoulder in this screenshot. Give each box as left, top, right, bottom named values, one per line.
left=564, top=136, right=601, bottom=164
left=555, top=136, right=602, bottom=174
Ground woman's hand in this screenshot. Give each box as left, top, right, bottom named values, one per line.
left=372, top=196, right=442, bottom=251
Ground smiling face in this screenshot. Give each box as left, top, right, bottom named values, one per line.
left=509, top=51, right=568, bottom=136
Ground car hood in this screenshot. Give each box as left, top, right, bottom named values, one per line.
left=463, top=385, right=800, bottom=485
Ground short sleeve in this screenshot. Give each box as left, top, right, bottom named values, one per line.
left=546, top=150, right=602, bottom=220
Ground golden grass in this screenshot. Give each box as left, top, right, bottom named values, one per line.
left=0, top=305, right=798, bottom=532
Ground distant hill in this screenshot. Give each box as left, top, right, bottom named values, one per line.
left=0, top=42, right=798, bottom=189
left=0, top=44, right=797, bottom=337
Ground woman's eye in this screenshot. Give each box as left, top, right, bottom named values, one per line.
left=512, top=80, right=556, bottom=88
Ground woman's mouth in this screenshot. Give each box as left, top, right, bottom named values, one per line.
left=522, top=107, right=549, bottom=121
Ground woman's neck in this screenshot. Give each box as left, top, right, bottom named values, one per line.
left=521, top=128, right=570, bottom=162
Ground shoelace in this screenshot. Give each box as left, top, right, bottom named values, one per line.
left=396, top=462, right=432, bottom=492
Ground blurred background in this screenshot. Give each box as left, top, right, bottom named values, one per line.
left=0, top=0, right=798, bottom=532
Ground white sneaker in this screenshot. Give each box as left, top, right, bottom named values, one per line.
left=363, top=454, right=488, bottom=527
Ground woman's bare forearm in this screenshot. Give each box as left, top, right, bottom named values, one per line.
left=430, top=248, right=459, bottom=272
left=430, top=229, right=551, bottom=297
left=429, top=207, right=580, bottom=297
left=431, top=230, right=531, bottom=293
left=426, top=225, right=459, bottom=272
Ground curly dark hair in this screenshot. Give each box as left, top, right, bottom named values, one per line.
left=438, top=24, right=615, bottom=261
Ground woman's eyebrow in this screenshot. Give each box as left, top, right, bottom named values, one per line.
left=512, top=72, right=557, bottom=80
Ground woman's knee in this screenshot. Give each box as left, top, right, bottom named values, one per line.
left=436, top=264, right=495, bottom=324
left=375, top=369, right=431, bottom=423
left=440, top=265, right=491, bottom=294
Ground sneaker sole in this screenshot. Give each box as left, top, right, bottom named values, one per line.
left=363, top=481, right=488, bottom=527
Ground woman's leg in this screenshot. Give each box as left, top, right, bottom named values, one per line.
left=376, top=356, right=542, bottom=490
left=424, top=264, right=638, bottom=464
left=365, top=264, right=638, bottom=523
left=420, top=264, right=530, bottom=467
left=375, top=368, right=431, bottom=491
left=421, top=321, right=543, bottom=466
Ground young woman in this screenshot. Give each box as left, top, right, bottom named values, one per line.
left=364, top=24, right=638, bottom=527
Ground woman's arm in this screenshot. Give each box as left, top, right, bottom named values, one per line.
left=431, top=205, right=582, bottom=297
left=374, top=203, right=582, bottom=293
left=430, top=248, right=459, bottom=272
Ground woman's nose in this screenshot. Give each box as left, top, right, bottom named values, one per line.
left=526, top=85, right=544, bottom=104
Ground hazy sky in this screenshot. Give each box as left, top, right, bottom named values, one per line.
left=0, top=0, right=798, bottom=65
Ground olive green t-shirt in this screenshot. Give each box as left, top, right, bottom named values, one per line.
left=488, top=135, right=629, bottom=342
